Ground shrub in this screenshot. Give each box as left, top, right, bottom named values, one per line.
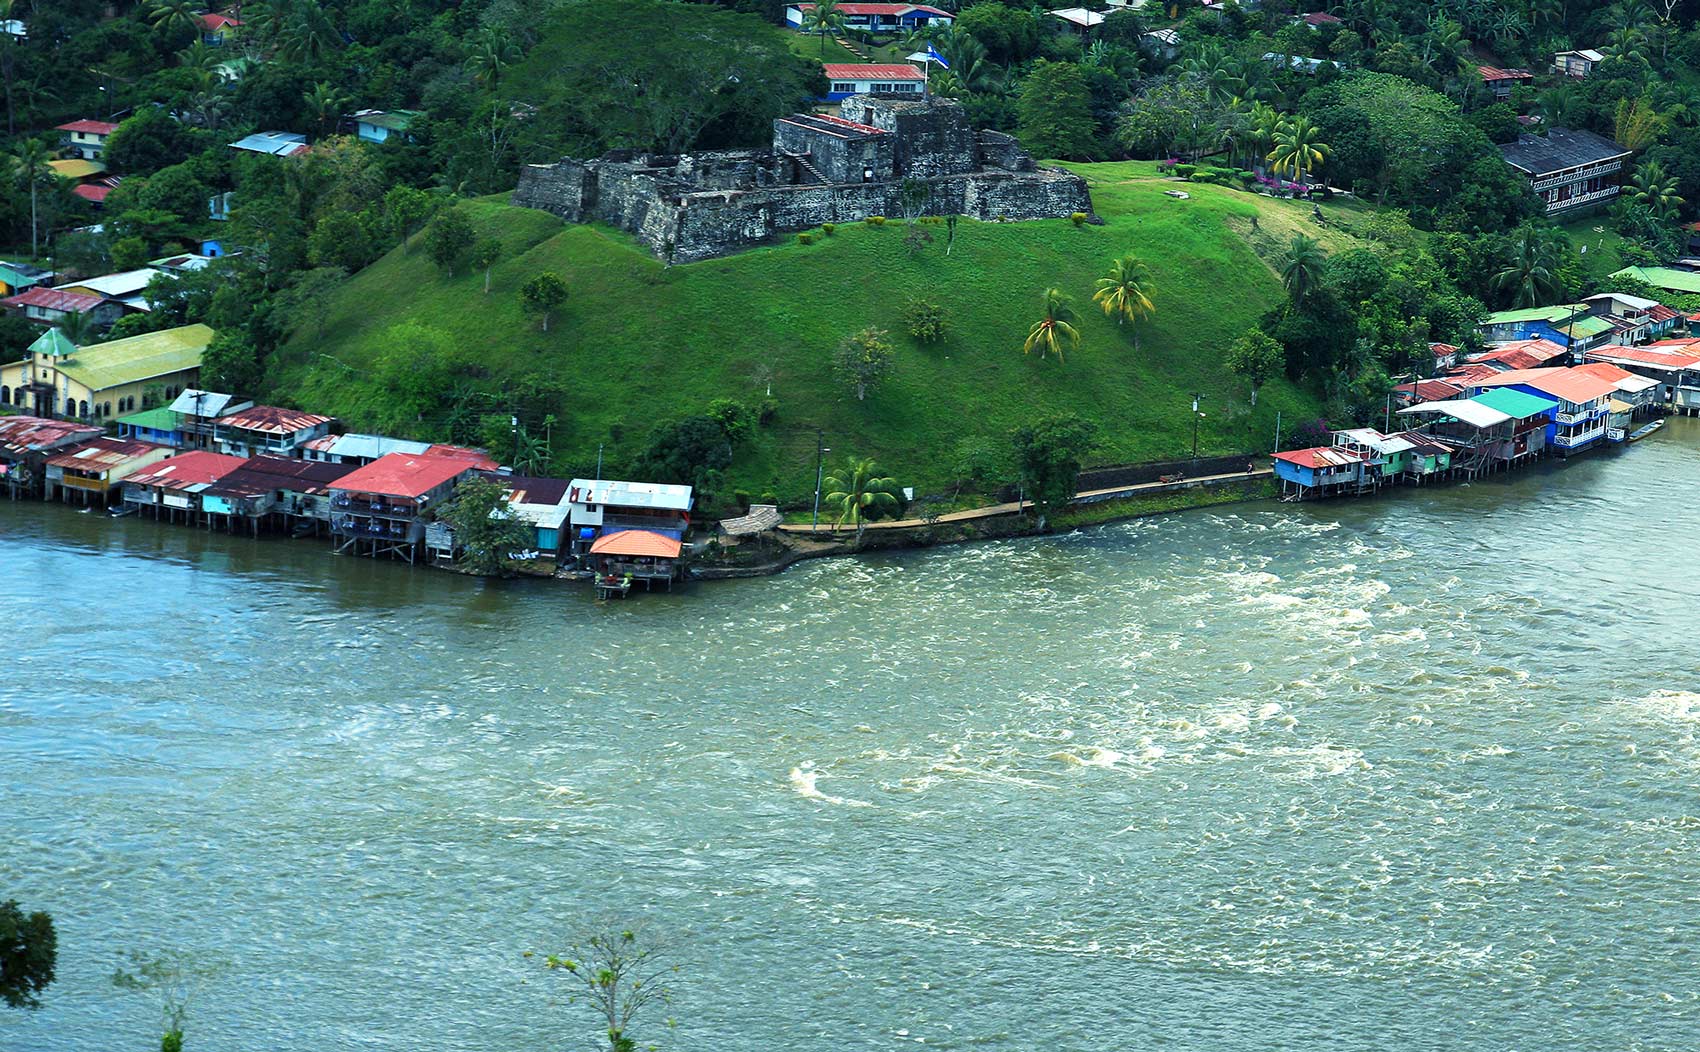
left=760, top=491, right=779, bottom=505
left=732, top=489, right=752, bottom=511
left=707, top=398, right=756, bottom=444
left=1173, top=163, right=1197, bottom=178
left=903, top=296, right=948, bottom=343
left=797, top=232, right=815, bottom=245
left=865, top=215, right=887, bottom=226
left=1070, top=212, right=1087, bottom=227
left=758, top=397, right=779, bottom=425
left=821, top=222, right=836, bottom=236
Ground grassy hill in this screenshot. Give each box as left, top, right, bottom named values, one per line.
left=269, top=162, right=1367, bottom=504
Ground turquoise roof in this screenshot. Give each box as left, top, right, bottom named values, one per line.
left=1472, top=387, right=1558, bottom=419
left=28, top=327, right=76, bottom=358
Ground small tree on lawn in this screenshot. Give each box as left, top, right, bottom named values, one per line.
left=1011, top=415, right=1096, bottom=530
left=384, top=185, right=434, bottom=252
left=539, top=926, right=678, bottom=1052
left=1023, top=288, right=1081, bottom=362
left=1092, top=255, right=1156, bottom=346
left=473, top=238, right=502, bottom=294
left=112, top=949, right=218, bottom=1052
left=1226, top=327, right=1283, bottom=406
left=426, top=207, right=475, bottom=276
left=0, top=901, right=56, bottom=1011
left=521, top=272, right=569, bottom=331
left=824, top=456, right=901, bottom=544
left=833, top=327, right=894, bottom=401
left=437, top=475, right=534, bottom=575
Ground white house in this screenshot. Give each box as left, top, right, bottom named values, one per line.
left=1554, top=49, right=1604, bottom=78
left=822, top=63, right=927, bottom=101
left=55, top=120, right=119, bottom=161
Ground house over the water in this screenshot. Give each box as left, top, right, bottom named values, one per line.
left=1584, top=342, right=1700, bottom=412
left=116, top=407, right=187, bottom=448
left=121, top=450, right=249, bottom=522
left=0, top=415, right=102, bottom=497
left=44, top=437, right=173, bottom=505
left=1271, top=446, right=1372, bottom=500
left=200, top=455, right=355, bottom=535
left=1500, top=127, right=1630, bottom=216
left=1467, top=367, right=1618, bottom=454
left=330, top=452, right=483, bottom=561
left=565, top=478, right=693, bottom=566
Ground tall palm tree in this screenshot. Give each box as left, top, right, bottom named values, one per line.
left=823, top=457, right=899, bottom=545
left=186, top=89, right=233, bottom=132
left=1024, top=288, right=1082, bottom=362
left=303, top=80, right=349, bottom=138
left=1267, top=116, right=1331, bottom=189
left=466, top=29, right=520, bottom=93
left=1092, top=255, right=1156, bottom=344
left=274, top=0, right=342, bottom=64
left=1246, top=102, right=1281, bottom=169
left=1281, top=235, right=1327, bottom=309
left=57, top=312, right=98, bottom=347
left=148, top=0, right=201, bottom=39
left=1490, top=229, right=1565, bottom=309
left=801, top=0, right=847, bottom=55
left=10, top=138, right=50, bottom=259
left=1627, top=160, right=1684, bottom=220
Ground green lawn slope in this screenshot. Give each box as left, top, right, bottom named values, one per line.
left=270, top=162, right=1359, bottom=502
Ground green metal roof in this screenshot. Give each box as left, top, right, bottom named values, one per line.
left=1483, top=304, right=1587, bottom=325
left=358, top=109, right=421, bottom=132
left=1472, top=387, right=1559, bottom=419
left=28, top=327, right=76, bottom=358
left=1558, top=315, right=1613, bottom=338
left=116, top=407, right=180, bottom=431
left=55, top=323, right=213, bottom=392
left=1611, top=265, right=1700, bottom=295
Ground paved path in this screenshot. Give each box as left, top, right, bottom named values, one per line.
left=777, top=469, right=1272, bottom=536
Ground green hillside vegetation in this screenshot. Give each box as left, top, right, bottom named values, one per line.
left=269, top=163, right=1368, bottom=504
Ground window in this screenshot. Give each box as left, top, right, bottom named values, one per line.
left=832, top=82, right=857, bottom=93
left=103, top=402, right=111, bottom=417
left=0, top=385, right=8, bottom=404
left=894, top=82, right=919, bottom=92
left=79, top=400, right=89, bottom=418
left=872, top=82, right=895, bottom=92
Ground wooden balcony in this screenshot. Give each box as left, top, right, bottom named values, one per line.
left=60, top=474, right=109, bottom=492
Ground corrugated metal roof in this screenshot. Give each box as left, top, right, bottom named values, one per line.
left=314, top=433, right=431, bottom=460
left=3, top=286, right=104, bottom=313
left=0, top=416, right=101, bottom=457
left=331, top=452, right=476, bottom=499
left=822, top=63, right=927, bottom=80
left=590, top=529, right=682, bottom=558
left=1472, top=388, right=1559, bottom=419
left=1272, top=446, right=1365, bottom=469
left=569, top=478, right=694, bottom=511
left=1585, top=344, right=1700, bottom=371
left=1398, top=399, right=1513, bottom=428
left=203, top=455, right=355, bottom=498
left=125, top=450, right=248, bottom=489
left=54, top=323, right=212, bottom=392
left=168, top=389, right=249, bottom=418
left=56, top=268, right=158, bottom=298
left=45, top=437, right=169, bottom=471
left=216, top=405, right=333, bottom=435
left=55, top=119, right=119, bottom=135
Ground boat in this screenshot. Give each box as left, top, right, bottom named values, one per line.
left=1629, top=419, right=1666, bottom=442
left=108, top=504, right=136, bottom=518
left=291, top=520, right=318, bottom=539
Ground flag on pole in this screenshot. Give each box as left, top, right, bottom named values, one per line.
left=926, top=43, right=950, bottom=69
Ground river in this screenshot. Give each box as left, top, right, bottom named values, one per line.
left=5, top=422, right=1700, bottom=1051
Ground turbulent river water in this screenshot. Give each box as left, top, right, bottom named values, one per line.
left=5, top=422, right=1700, bottom=1051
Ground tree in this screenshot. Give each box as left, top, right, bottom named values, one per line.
left=0, top=901, right=55, bottom=1011
left=304, top=81, right=350, bottom=139
left=1227, top=327, right=1283, bottom=406
left=425, top=209, right=476, bottom=277
left=384, top=186, right=435, bottom=252
left=800, top=0, right=846, bottom=55
left=112, top=949, right=217, bottom=1052
left=520, top=272, right=569, bottom=331
left=823, top=457, right=900, bottom=543
left=541, top=927, right=677, bottom=1052
left=437, top=475, right=534, bottom=575
left=1091, top=255, right=1156, bottom=343
left=201, top=331, right=263, bottom=394
left=1490, top=228, right=1566, bottom=309
left=472, top=239, right=503, bottom=294
left=1626, top=160, right=1684, bottom=221
left=104, top=108, right=201, bottom=177
left=112, top=236, right=151, bottom=273
left=636, top=415, right=733, bottom=497
left=309, top=211, right=376, bottom=272
left=1011, top=416, right=1096, bottom=529
left=1023, top=288, right=1081, bottom=362
left=832, top=327, right=894, bottom=401
left=1268, top=116, right=1331, bottom=188
left=9, top=139, right=50, bottom=258
left=1016, top=60, right=1099, bottom=161
left=1281, top=235, right=1327, bottom=309
left=466, top=28, right=521, bottom=92
left=147, top=0, right=200, bottom=39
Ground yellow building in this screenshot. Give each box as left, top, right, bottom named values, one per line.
left=0, top=323, right=212, bottom=422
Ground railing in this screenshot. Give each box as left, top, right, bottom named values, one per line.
left=601, top=513, right=688, bottom=531
left=1553, top=408, right=1603, bottom=425
left=1554, top=426, right=1606, bottom=448
left=331, top=496, right=419, bottom=518
left=60, top=474, right=108, bottom=492
left=1547, top=186, right=1619, bottom=213
left=1532, top=160, right=1622, bottom=192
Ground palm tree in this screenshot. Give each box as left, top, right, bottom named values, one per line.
left=10, top=138, right=50, bottom=259
left=1627, top=160, right=1684, bottom=220
left=1024, top=288, right=1082, bottom=362
left=1246, top=102, right=1281, bottom=170
left=304, top=81, right=349, bottom=138
left=1490, top=229, right=1565, bottom=309
left=56, top=312, right=98, bottom=347
left=1281, top=235, right=1327, bottom=309
left=148, top=0, right=200, bottom=39
left=1267, top=116, right=1330, bottom=190
left=274, top=0, right=343, bottom=64
left=823, top=457, right=899, bottom=545
left=1092, top=256, right=1156, bottom=344
left=801, top=0, right=847, bottom=55
left=466, top=29, right=520, bottom=93
left=186, top=89, right=233, bottom=132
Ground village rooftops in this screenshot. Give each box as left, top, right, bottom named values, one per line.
left=1472, top=367, right=1619, bottom=404
left=1585, top=292, right=1660, bottom=312
left=58, top=268, right=161, bottom=299
left=168, top=388, right=250, bottom=418
left=51, top=324, right=215, bottom=391
left=1610, top=265, right=1700, bottom=295
left=3, top=287, right=106, bottom=315
left=46, top=437, right=171, bottom=472
left=197, top=11, right=242, bottom=30
left=1478, top=65, right=1533, bottom=82
left=1394, top=378, right=1464, bottom=402
left=203, top=455, right=354, bottom=499
left=1398, top=399, right=1513, bottom=428
left=1483, top=304, right=1588, bottom=326
left=1446, top=362, right=1505, bottom=386
left=125, top=450, right=248, bottom=491
left=821, top=63, right=927, bottom=82
left=1272, top=446, right=1366, bottom=469
left=0, top=416, right=101, bottom=456
left=302, top=432, right=431, bottom=460
left=55, top=119, right=119, bottom=136
left=47, top=159, right=107, bottom=180
left=230, top=131, right=309, bottom=156
left=793, top=3, right=951, bottom=14
left=1334, top=428, right=1417, bottom=455
left=1500, top=128, right=1629, bottom=178
left=589, top=529, right=682, bottom=558
left=349, top=108, right=421, bottom=132
left=333, top=452, right=478, bottom=500
left=0, top=259, right=52, bottom=285
left=1585, top=343, right=1700, bottom=371
left=215, top=405, right=334, bottom=434
left=423, top=444, right=499, bottom=469
left=115, top=407, right=181, bottom=432
left=1572, top=361, right=1662, bottom=393
left=1049, top=8, right=1107, bottom=28
left=492, top=474, right=572, bottom=506
left=1299, top=11, right=1342, bottom=25
left=1472, top=387, right=1560, bottom=419
left=1474, top=338, right=1570, bottom=370
left=569, top=478, right=694, bottom=511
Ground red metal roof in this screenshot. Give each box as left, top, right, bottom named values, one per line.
left=55, top=119, right=119, bottom=135
left=72, top=182, right=115, bottom=204
left=196, top=12, right=242, bottom=29
left=331, top=452, right=476, bottom=499
left=590, top=529, right=682, bottom=558
left=217, top=405, right=333, bottom=435
left=1446, top=363, right=1503, bottom=386
left=1472, top=367, right=1618, bottom=403
left=0, top=416, right=102, bottom=457
left=204, top=455, right=356, bottom=497
left=1430, top=342, right=1458, bottom=358
left=45, top=437, right=169, bottom=471
left=1647, top=304, right=1679, bottom=322
left=1585, top=344, right=1700, bottom=369
left=125, top=450, right=248, bottom=489
left=1478, top=65, right=1533, bottom=81
left=423, top=444, right=499, bottom=469
left=796, top=3, right=950, bottom=15
left=1302, top=11, right=1342, bottom=24
left=1394, top=379, right=1464, bottom=402
left=1474, top=339, right=1568, bottom=371
left=1571, top=361, right=1633, bottom=383
left=823, top=63, right=927, bottom=80
left=2, top=286, right=104, bottom=313
left=1273, top=446, right=1365, bottom=469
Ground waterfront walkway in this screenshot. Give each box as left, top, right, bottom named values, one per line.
left=777, top=468, right=1272, bottom=536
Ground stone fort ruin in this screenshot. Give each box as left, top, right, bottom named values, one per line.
left=511, top=95, right=1095, bottom=263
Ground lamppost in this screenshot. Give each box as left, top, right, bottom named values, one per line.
left=1191, top=393, right=1205, bottom=460
left=811, top=429, right=829, bottom=534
